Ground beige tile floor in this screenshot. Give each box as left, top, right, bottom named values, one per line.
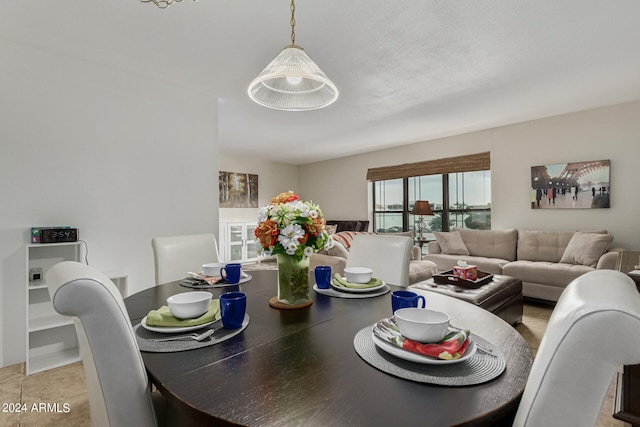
left=0, top=302, right=631, bottom=427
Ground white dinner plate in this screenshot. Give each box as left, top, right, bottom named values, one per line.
left=372, top=333, right=477, bottom=365
left=140, top=316, right=220, bottom=334
left=330, top=278, right=386, bottom=293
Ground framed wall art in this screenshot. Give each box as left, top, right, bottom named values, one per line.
left=219, top=171, right=258, bottom=208
left=530, top=159, right=610, bottom=209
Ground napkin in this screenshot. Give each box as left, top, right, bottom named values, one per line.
left=146, top=299, right=220, bottom=327
left=373, top=317, right=471, bottom=360
left=331, top=274, right=382, bottom=289
left=192, top=271, right=249, bottom=285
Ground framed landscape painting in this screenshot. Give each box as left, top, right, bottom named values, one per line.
left=219, top=171, right=258, bottom=208
left=530, top=159, right=610, bottom=209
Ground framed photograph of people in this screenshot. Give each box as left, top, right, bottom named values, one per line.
left=530, top=160, right=610, bottom=209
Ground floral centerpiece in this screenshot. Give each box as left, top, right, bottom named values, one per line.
left=255, top=191, right=332, bottom=307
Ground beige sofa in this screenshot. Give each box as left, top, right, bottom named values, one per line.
left=310, top=231, right=438, bottom=285
left=424, top=228, right=620, bottom=302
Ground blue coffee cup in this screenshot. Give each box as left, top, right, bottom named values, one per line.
left=391, top=290, right=426, bottom=314
left=220, top=291, right=246, bottom=329
left=221, top=263, right=242, bottom=284
left=315, top=265, right=332, bottom=289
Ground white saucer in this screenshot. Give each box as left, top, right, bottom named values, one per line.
left=140, top=316, right=220, bottom=333
left=330, top=278, right=386, bottom=293
left=372, top=333, right=477, bottom=365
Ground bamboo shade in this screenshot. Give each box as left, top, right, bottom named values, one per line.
left=366, top=152, right=490, bottom=181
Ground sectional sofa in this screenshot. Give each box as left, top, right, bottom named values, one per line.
left=423, top=228, right=619, bottom=302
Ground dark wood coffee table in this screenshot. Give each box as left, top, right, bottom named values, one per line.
left=410, top=274, right=524, bottom=326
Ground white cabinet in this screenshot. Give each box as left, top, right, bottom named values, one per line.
left=25, top=243, right=129, bottom=375
left=219, top=222, right=259, bottom=263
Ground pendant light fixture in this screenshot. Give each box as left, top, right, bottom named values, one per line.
left=248, top=0, right=339, bottom=111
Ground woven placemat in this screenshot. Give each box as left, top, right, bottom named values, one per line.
left=134, top=315, right=249, bottom=353
left=353, top=325, right=506, bottom=386
left=313, top=284, right=391, bottom=299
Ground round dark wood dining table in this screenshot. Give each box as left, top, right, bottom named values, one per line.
left=124, top=270, right=533, bottom=427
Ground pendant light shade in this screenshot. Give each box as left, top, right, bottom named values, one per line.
left=248, top=0, right=338, bottom=111
left=248, top=45, right=338, bottom=111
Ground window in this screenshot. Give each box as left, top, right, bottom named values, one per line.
left=373, top=171, right=491, bottom=236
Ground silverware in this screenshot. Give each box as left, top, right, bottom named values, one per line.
left=475, top=342, right=498, bottom=357
left=152, top=329, right=214, bottom=342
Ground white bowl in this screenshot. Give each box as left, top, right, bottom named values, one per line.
left=394, top=308, right=450, bottom=343
left=344, top=267, right=373, bottom=284
left=202, top=262, right=225, bottom=277
left=167, top=291, right=212, bottom=319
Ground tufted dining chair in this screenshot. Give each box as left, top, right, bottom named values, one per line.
left=345, top=234, right=413, bottom=287
left=46, top=261, right=163, bottom=427
left=151, top=233, right=220, bottom=285
left=513, top=269, right=640, bottom=427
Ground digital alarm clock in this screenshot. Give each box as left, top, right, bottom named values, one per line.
left=31, top=227, right=79, bottom=243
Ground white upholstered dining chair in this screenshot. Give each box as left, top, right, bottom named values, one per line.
left=151, top=233, right=220, bottom=285
left=46, top=261, right=163, bottom=427
left=513, top=269, right=640, bottom=427
left=345, top=234, right=413, bottom=287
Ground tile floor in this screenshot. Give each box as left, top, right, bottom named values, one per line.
left=0, top=301, right=630, bottom=426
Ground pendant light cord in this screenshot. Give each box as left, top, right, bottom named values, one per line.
left=290, top=0, right=296, bottom=45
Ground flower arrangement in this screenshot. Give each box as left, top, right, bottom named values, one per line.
left=254, top=191, right=332, bottom=261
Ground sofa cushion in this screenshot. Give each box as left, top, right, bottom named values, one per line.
left=516, top=230, right=576, bottom=263
left=559, top=232, right=613, bottom=267
left=503, top=260, right=595, bottom=288
left=453, top=228, right=518, bottom=261
left=409, top=260, right=437, bottom=284
left=434, top=231, right=470, bottom=255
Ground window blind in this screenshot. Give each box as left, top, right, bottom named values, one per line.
left=366, top=152, right=490, bottom=181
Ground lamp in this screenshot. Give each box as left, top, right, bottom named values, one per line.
left=248, top=0, right=338, bottom=111
left=410, top=201, right=434, bottom=240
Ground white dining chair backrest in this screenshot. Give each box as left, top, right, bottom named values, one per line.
left=46, top=261, right=158, bottom=427
left=151, top=233, right=220, bottom=285
left=346, top=234, right=413, bottom=287
left=513, top=269, right=640, bottom=427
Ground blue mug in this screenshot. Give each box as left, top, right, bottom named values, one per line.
left=314, top=266, right=332, bottom=289
left=391, top=290, right=426, bottom=314
left=220, top=291, right=246, bottom=329
left=221, top=263, right=242, bottom=284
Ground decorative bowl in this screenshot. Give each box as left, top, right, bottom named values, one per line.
left=394, top=308, right=450, bottom=343
left=167, top=291, right=212, bottom=319
left=344, top=267, right=373, bottom=284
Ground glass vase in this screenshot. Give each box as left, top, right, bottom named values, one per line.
left=276, top=254, right=311, bottom=306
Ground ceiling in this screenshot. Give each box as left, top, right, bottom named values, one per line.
left=2, top=1, right=640, bottom=165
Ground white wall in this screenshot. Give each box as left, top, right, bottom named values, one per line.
left=0, top=40, right=219, bottom=366
left=300, top=101, right=640, bottom=249
left=218, top=154, right=300, bottom=224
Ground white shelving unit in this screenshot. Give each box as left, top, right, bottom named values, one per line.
left=25, top=243, right=129, bottom=375
left=26, top=242, right=83, bottom=375
left=219, top=222, right=259, bottom=263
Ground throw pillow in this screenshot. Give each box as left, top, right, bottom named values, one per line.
left=559, top=232, right=613, bottom=267
left=327, top=239, right=349, bottom=258
left=326, top=224, right=338, bottom=235
left=434, top=231, right=470, bottom=256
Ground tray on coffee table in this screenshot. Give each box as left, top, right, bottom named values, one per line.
left=432, top=270, right=493, bottom=288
